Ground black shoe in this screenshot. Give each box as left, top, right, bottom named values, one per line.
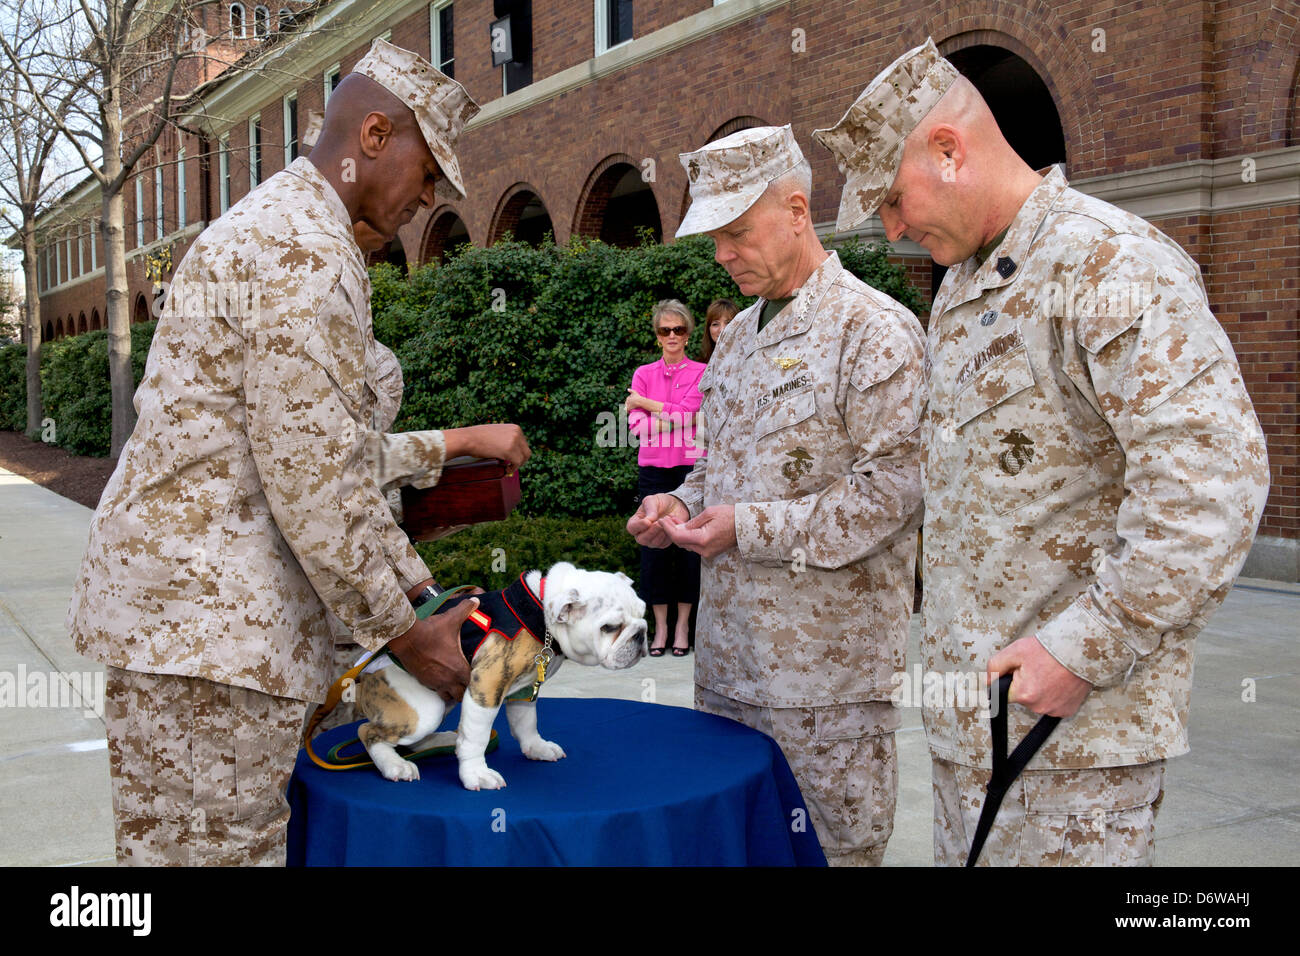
left=671, top=644, right=691, bottom=657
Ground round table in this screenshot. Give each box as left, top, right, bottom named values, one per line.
left=288, top=697, right=826, bottom=866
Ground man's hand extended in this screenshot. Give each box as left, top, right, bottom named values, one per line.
left=443, top=424, right=531, bottom=472
left=627, top=493, right=691, bottom=549
left=661, top=504, right=737, bottom=559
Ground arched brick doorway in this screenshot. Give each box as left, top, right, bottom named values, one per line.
left=932, top=44, right=1066, bottom=300
left=366, top=239, right=409, bottom=273
left=421, top=208, right=471, bottom=263
left=574, top=156, right=662, bottom=247
left=133, top=293, right=149, bottom=324
left=489, top=184, right=554, bottom=246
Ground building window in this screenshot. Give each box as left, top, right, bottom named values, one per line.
left=230, top=3, right=246, bottom=39
left=253, top=5, right=269, bottom=37
left=135, top=176, right=145, bottom=247
left=91, top=222, right=98, bottom=270
left=430, top=2, right=454, bottom=77
left=177, top=150, right=187, bottom=230
left=249, top=115, right=262, bottom=187
left=278, top=8, right=292, bottom=30
left=595, top=0, right=633, bottom=55
left=55, top=239, right=62, bottom=285
left=283, top=93, right=298, bottom=165
left=65, top=237, right=73, bottom=279
left=78, top=234, right=85, bottom=274
left=324, top=65, right=340, bottom=104
left=219, top=135, right=231, bottom=213
left=155, top=165, right=164, bottom=240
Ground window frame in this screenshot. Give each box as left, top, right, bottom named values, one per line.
left=219, top=134, right=231, bottom=214
left=594, top=0, right=633, bottom=57
left=248, top=113, right=262, bottom=188
left=283, top=93, right=298, bottom=166
left=430, top=1, right=454, bottom=77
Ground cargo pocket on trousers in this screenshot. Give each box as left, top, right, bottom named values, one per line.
left=813, top=703, right=899, bottom=852
left=231, top=685, right=293, bottom=822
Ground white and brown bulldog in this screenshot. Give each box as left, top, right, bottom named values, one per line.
left=356, top=563, right=647, bottom=790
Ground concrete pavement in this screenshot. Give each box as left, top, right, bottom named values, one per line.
left=1, top=464, right=1296, bottom=866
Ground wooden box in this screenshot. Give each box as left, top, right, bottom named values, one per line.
left=399, top=456, right=521, bottom=541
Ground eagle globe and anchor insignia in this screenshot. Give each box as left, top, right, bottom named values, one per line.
left=783, top=447, right=814, bottom=481
left=997, top=429, right=1035, bottom=475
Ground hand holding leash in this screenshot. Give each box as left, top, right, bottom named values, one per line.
left=987, top=635, right=1092, bottom=718
left=387, top=593, right=482, bottom=702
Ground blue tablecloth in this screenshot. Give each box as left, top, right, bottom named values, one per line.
left=288, top=697, right=826, bottom=866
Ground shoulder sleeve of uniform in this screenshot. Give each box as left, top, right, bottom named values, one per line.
left=1038, top=233, right=1270, bottom=687
left=1069, top=234, right=1225, bottom=418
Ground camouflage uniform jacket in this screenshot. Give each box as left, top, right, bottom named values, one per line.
left=673, top=251, right=925, bottom=709
left=69, top=158, right=447, bottom=702
left=921, top=166, right=1270, bottom=769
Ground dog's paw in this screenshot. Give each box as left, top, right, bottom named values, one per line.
left=521, top=738, right=566, bottom=761
left=459, top=761, right=507, bottom=791
left=376, top=754, right=420, bottom=782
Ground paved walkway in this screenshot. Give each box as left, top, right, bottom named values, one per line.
left=1, top=464, right=1296, bottom=866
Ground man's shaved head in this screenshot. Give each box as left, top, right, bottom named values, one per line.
left=874, top=73, right=1043, bottom=264
left=308, top=72, right=441, bottom=244
left=316, top=73, right=421, bottom=151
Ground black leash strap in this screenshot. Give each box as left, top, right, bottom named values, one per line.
left=965, top=673, right=1061, bottom=866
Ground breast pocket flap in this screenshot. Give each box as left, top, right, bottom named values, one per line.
left=954, top=347, right=1036, bottom=428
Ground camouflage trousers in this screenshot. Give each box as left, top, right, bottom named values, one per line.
left=104, top=666, right=307, bottom=866
left=695, top=685, right=898, bottom=866
left=932, top=756, right=1166, bottom=866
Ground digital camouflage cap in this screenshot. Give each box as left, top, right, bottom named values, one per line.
left=350, top=38, right=480, bottom=199
left=813, top=38, right=958, bottom=231
left=676, top=125, right=807, bottom=237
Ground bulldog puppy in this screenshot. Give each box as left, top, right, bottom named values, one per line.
left=356, top=563, right=647, bottom=790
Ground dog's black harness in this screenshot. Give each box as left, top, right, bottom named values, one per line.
left=438, top=572, right=551, bottom=662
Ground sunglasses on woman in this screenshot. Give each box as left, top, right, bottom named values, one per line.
left=656, top=326, right=688, bottom=337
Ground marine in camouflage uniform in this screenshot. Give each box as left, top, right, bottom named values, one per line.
left=68, top=41, right=487, bottom=865
left=818, top=39, right=1269, bottom=865
left=633, top=126, right=925, bottom=865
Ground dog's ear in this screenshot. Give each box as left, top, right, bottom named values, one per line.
left=615, top=571, right=632, bottom=585
left=555, top=587, right=586, bottom=623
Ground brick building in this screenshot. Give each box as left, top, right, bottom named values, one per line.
left=25, top=0, right=1299, bottom=578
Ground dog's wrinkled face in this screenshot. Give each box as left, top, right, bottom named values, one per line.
left=545, top=564, right=647, bottom=670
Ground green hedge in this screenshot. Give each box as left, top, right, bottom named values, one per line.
left=0, top=344, right=25, bottom=431
left=3, top=235, right=918, bottom=507
left=0, top=323, right=155, bottom=456
left=413, top=513, right=639, bottom=593
left=392, top=235, right=750, bottom=518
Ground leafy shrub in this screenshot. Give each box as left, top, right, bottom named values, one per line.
left=413, top=513, right=639, bottom=593
left=37, top=321, right=155, bottom=456
left=0, top=344, right=25, bottom=431
left=387, top=233, right=920, bottom=518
